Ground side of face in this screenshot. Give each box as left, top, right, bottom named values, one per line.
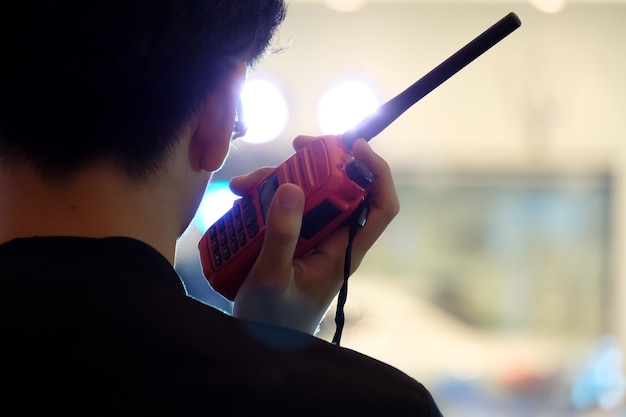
left=173, top=62, right=249, bottom=235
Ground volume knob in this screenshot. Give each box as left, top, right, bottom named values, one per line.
left=345, top=160, right=373, bottom=188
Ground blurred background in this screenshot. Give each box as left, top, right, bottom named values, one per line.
left=174, top=1, right=626, bottom=415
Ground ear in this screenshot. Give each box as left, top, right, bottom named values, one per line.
left=188, top=94, right=232, bottom=173
left=188, top=62, right=247, bottom=173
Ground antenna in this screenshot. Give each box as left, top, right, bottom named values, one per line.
left=341, top=12, right=522, bottom=150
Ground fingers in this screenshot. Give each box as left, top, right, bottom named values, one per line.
left=229, top=167, right=275, bottom=196
left=244, top=183, right=305, bottom=288
left=345, top=138, right=399, bottom=271
left=229, top=135, right=399, bottom=334
left=233, top=183, right=320, bottom=332
left=352, top=139, right=399, bottom=217
left=292, top=135, right=319, bottom=151
left=229, top=135, right=334, bottom=195
left=234, top=137, right=398, bottom=283
left=288, top=137, right=399, bottom=300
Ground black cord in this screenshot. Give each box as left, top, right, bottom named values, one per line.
left=332, top=202, right=369, bottom=346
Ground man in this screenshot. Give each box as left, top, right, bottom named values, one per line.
left=0, top=0, right=443, bottom=414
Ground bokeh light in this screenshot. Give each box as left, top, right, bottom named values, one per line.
left=571, top=335, right=626, bottom=411
left=528, top=0, right=567, bottom=13
left=193, top=181, right=239, bottom=233
left=239, top=78, right=289, bottom=144
left=322, top=0, right=368, bottom=13
left=317, top=80, right=379, bottom=135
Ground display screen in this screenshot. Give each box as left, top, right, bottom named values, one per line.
left=258, top=172, right=279, bottom=222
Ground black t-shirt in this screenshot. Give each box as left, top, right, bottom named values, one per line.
left=0, top=237, right=443, bottom=415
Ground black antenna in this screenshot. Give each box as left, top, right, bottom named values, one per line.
left=341, top=12, right=522, bottom=150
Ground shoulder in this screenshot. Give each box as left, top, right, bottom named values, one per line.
left=188, top=313, right=442, bottom=415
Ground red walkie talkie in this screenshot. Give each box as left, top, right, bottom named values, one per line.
left=199, top=12, right=521, bottom=301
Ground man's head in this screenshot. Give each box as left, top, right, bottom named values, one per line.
left=0, top=0, right=286, bottom=181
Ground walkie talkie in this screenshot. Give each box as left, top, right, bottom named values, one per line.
left=199, top=12, right=522, bottom=301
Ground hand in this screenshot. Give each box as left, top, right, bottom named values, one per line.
left=229, top=135, right=399, bottom=335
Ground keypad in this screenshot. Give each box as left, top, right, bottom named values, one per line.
left=209, top=195, right=259, bottom=268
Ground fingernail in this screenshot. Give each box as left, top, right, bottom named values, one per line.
left=278, top=186, right=303, bottom=209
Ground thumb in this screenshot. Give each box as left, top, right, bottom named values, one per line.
left=248, top=183, right=304, bottom=287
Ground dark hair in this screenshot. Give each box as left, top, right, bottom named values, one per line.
left=0, top=0, right=286, bottom=180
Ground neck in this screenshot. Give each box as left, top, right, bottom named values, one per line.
left=0, top=162, right=184, bottom=264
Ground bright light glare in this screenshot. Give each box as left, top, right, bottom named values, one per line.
left=317, top=80, right=379, bottom=135
left=571, top=335, right=626, bottom=411
left=322, top=0, right=367, bottom=12
left=528, top=0, right=567, bottom=13
left=194, top=181, right=238, bottom=233
left=240, top=79, right=288, bottom=144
